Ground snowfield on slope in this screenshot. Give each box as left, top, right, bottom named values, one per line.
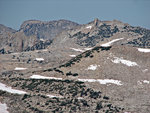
left=0, top=83, right=27, bottom=94
left=101, top=38, right=124, bottom=47
left=0, top=102, right=9, bottom=113
left=111, top=57, right=138, bottom=67
left=30, top=75, right=63, bottom=80
left=14, top=67, right=27, bottom=71
left=137, top=48, right=150, bottom=53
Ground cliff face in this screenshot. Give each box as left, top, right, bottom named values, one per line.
left=20, top=19, right=80, bottom=40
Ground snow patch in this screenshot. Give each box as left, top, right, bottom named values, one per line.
left=78, top=79, right=97, bottom=82
left=78, top=79, right=123, bottom=85
left=86, top=25, right=92, bottom=29
left=84, top=48, right=92, bottom=51
left=101, top=38, right=124, bottom=47
left=14, top=67, right=27, bottom=71
left=111, top=57, right=138, bottom=67
left=97, top=79, right=123, bottom=85
left=69, top=55, right=76, bottom=57
left=47, top=94, right=63, bottom=98
left=40, top=39, right=45, bottom=41
left=86, top=64, right=100, bottom=70
left=11, top=52, right=19, bottom=55
left=137, top=48, right=150, bottom=53
left=0, top=102, right=9, bottom=113
left=143, top=80, right=150, bottom=84
left=42, top=49, right=48, bottom=52
left=137, top=80, right=150, bottom=85
left=0, top=83, right=27, bottom=94
left=77, top=97, right=84, bottom=100
left=143, top=69, right=148, bottom=73
left=30, top=75, right=63, bottom=80
left=70, top=48, right=84, bottom=52
left=35, top=58, right=44, bottom=61
left=70, top=48, right=92, bottom=52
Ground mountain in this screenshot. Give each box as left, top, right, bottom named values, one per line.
left=0, top=24, right=16, bottom=33
left=0, top=19, right=150, bottom=113
left=0, top=24, right=16, bottom=53
left=1, top=19, right=150, bottom=54
left=20, top=19, right=80, bottom=40
left=0, top=20, right=80, bottom=54
left=51, top=19, right=150, bottom=49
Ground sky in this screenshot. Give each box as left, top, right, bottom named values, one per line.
left=0, top=0, right=150, bottom=30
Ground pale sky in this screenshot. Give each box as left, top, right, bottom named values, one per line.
left=0, top=0, right=150, bottom=30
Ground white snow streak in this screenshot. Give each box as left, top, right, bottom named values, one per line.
left=47, top=94, right=63, bottom=98
left=70, top=48, right=92, bottom=52
left=70, top=48, right=84, bottom=52
left=101, top=38, right=124, bottom=47
left=30, top=75, right=63, bottom=80
left=111, top=57, right=138, bottom=67
left=30, top=75, right=122, bottom=86
left=69, top=55, right=76, bottom=57
left=78, top=79, right=123, bottom=85
left=0, top=83, right=27, bottom=94
left=98, top=79, right=123, bottom=85
left=78, top=79, right=97, bottom=82
left=137, top=48, right=150, bottom=53
left=35, top=58, right=44, bottom=61
left=14, top=67, right=27, bottom=71
left=86, top=65, right=100, bottom=70
left=84, top=48, right=92, bottom=51
left=0, top=102, right=9, bottom=113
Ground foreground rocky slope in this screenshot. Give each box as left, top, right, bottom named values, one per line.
left=0, top=19, right=150, bottom=113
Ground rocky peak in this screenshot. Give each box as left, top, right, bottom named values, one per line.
left=19, top=19, right=80, bottom=40
left=94, top=18, right=99, bottom=26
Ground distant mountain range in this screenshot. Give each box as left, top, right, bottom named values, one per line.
left=0, top=19, right=150, bottom=54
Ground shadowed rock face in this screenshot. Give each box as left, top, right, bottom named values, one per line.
left=125, top=26, right=150, bottom=48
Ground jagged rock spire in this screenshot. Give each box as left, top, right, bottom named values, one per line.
left=94, top=18, right=99, bottom=26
